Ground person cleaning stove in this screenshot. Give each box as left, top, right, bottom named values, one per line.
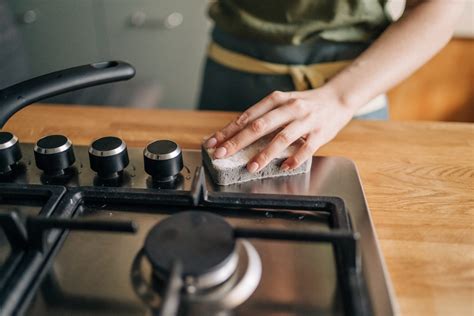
left=200, top=0, right=462, bottom=173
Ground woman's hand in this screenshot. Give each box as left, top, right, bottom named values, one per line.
left=204, top=87, right=355, bottom=173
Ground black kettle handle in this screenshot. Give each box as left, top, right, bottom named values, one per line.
left=0, top=61, right=136, bottom=128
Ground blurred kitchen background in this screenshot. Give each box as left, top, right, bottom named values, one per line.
left=1, top=0, right=473, bottom=121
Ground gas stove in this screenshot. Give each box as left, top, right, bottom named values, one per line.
left=0, top=134, right=397, bottom=316
left=0, top=61, right=396, bottom=315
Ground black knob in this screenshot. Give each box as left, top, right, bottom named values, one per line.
left=144, top=140, right=183, bottom=181
left=0, top=131, right=22, bottom=174
left=34, top=135, right=75, bottom=176
left=89, top=136, right=129, bottom=179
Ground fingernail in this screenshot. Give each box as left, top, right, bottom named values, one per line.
left=247, top=162, right=259, bottom=173
left=214, top=147, right=227, bottom=159
left=205, top=137, right=217, bottom=148
left=281, top=163, right=290, bottom=171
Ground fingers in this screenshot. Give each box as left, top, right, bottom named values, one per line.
left=204, top=111, right=251, bottom=148
left=247, top=121, right=310, bottom=172
left=213, top=98, right=308, bottom=159
left=281, top=132, right=322, bottom=170
left=248, top=90, right=293, bottom=121
left=204, top=91, right=293, bottom=148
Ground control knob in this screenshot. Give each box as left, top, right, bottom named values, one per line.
left=0, top=131, right=22, bottom=174
left=34, top=135, right=75, bottom=176
left=144, top=140, right=183, bottom=181
left=89, top=136, right=129, bottom=179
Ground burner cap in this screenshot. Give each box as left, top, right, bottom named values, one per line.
left=144, top=212, right=236, bottom=281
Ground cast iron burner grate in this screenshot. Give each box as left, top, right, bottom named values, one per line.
left=0, top=167, right=372, bottom=316
left=0, top=185, right=65, bottom=305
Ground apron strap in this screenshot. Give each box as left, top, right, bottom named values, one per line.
left=208, top=42, right=351, bottom=91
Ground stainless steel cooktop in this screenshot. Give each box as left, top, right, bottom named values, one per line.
left=0, top=141, right=398, bottom=316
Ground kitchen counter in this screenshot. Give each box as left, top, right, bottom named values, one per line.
left=4, top=104, right=474, bottom=316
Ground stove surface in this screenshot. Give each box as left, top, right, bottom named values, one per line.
left=0, top=143, right=397, bottom=316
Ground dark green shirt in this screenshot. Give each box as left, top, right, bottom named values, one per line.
left=209, top=0, right=392, bottom=45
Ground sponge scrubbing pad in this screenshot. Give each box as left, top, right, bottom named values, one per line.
left=202, top=136, right=312, bottom=186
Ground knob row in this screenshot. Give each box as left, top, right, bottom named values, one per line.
left=0, top=132, right=183, bottom=181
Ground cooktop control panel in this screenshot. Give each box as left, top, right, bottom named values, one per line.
left=0, top=132, right=195, bottom=190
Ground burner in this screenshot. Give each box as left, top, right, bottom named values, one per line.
left=133, top=211, right=262, bottom=312
left=144, top=211, right=237, bottom=290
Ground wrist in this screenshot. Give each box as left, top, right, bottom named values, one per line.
left=316, top=84, right=362, bottom=115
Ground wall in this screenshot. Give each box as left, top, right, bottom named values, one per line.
left=387, top=1, right=474, bottom=122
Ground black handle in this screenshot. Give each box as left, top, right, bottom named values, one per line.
left=0, top=61, right=136, bottom=128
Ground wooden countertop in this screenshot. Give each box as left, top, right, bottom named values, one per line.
left=5, top=104, right=474, bottom=316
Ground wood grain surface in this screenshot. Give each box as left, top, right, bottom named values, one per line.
left=4, top=104, right=474, bottom=316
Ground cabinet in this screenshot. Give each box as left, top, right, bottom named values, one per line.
left=101, top=0, right=209, bottom=108
left=8, top=0, right=210, bottom=109
left=8, top=0, right=102, bottom=74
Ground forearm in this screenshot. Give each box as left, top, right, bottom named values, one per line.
left=322, top=0, right=464, bottom=112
